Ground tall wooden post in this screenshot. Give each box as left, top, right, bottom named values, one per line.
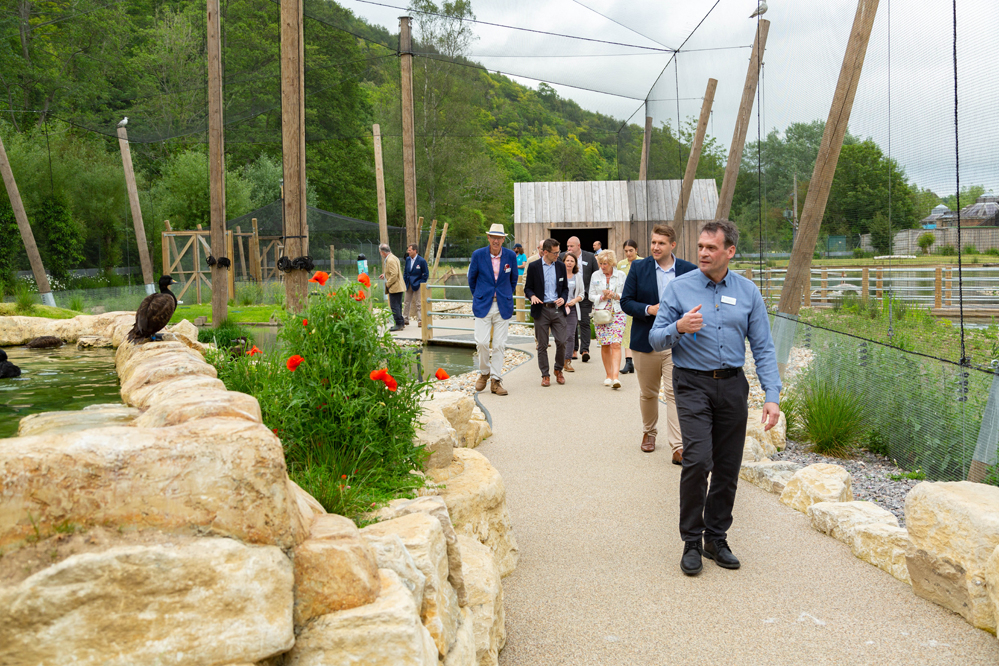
left=400, top=17, right=419, bottom=246
left=236, top=226, right=247, bottom=279
left=424, top=219, right=437, bottom=258
left=116, top=127, right=155, bottom=294
left=776, top=0, right=879, bottom=316
left=207, top=0, right=228, bottom=325
left=282, top=0, right=308, bottom=312
left=715, top=19, right=770, bottom=222
left=934, top=267, right=943, bottom=309
left=638, top=114, right=652, bottom=181
left=861, top=267, right=869, bottom=302
left=672, top=78, right=717, bottom=245
left=250, top=218, right=261, bottom=282
left=373, top=123, right=389, bottom=246
left=0, top=136, right=55, bottom=306
left=432, top=222, right=448, bottom=278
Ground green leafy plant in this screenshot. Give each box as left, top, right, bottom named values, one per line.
left=198, top=319, right=254, bottom=348
left=237, top=282, right=264, bottom=306
left=14, top=281, right=36, bottom=313
left=799, top=375, right=866, bottom=457
left=889, top=469, right=926, bottom=481
left=779, top=389, right=802, bottom=439
left=938, top=244, right=957, bottom=256
left=68, top=294, right=85, bottom=312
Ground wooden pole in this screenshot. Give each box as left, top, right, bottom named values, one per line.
left=420, top=285, right=430, bottom=345
left=195, top=224, right=203, bottom=305
left=672, top=78, right=717, bottom=245
left=236, top=225, right=247, bottom=280
left=400, top=17, right=419, bottom=247
left=373, top=123, right=389, bottom=246
left=162, top=227, right=170, bottom=286
left=424, top=218, right=437, bottom=259
left=432, top=222, right=448, bottom=278
left=861, top=267, right=869, bottom=302
left=282, top=0, right=308, bottom=312
left=251, top=218, right=261, bottom=282
left=116, top=127, right=155, bottom=293
left=716, top=19, right=770, bottom=222
left=416, top=216, right=424, bottom=253
left=207, top=0, right=228, bottom=325
left=776, top=0, right=879, bottom=316
left=638, top=114, right=652, bottom=181
left=330, top=245, right=335, bottom=275
left=226, top=230, right=235, bottom=299
left=0, top=136, right=55, bottom=306
left=934, top=267, right=943, bottom=309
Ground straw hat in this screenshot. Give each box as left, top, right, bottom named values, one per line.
left=486, top=223, right=507, bottom=237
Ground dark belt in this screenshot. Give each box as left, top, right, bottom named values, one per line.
left=542, top=302, right=558, bottom=308
left=677, top=366, right=741, bottom=379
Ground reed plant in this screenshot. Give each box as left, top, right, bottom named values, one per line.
left=798, top=375, right=866, bottom=457
left=14, top=282, right=36, bottom=313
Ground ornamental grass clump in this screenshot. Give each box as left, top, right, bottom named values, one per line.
left=208, top=278, right=429, bottom=519
left=799, top=375, right=866, bottom=457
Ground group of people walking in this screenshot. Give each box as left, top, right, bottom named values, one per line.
left=467, top=220, right=782, bottom=577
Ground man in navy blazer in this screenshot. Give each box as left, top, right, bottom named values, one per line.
left=621, top=224, right=697, bottom=460
left=403, top=244, right=429, bottom=326
left=468, top=224, right=519, bottom=395
left=524, top=238, right=569, bottom=387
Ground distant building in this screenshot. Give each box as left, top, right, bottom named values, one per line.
left=958, top=194, right=999, bottom=227
left=920, top=203, right=950, bottom=229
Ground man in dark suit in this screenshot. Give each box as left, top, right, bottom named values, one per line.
left=621, top=224, right=697, bottom=460
left=403, top=243, right=429, bottom=326
left=565, top=236, right=597, bottom=362
left=524, top=238, right=569, bottom=387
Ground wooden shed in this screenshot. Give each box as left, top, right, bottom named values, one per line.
left=513, top=179, right=720, bottom=263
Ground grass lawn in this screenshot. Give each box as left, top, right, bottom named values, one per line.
left=0, top=303, right=82, bottom=319
left=170, top=303, right=284, bottom=325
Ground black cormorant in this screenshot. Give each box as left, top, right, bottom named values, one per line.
left=129, top=275, right=179, bottom=341
left=0, top=349, right=21, bottom=378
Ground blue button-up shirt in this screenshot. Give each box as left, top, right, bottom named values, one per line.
left=542, top=258, right=558, bottom=302
left=649, top=268, right=782, bottom=404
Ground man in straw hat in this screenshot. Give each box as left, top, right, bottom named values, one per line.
left=468, top=223, right=519, bottom=395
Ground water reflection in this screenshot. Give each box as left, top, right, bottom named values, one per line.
left=0, top=345, right=121, bottom=439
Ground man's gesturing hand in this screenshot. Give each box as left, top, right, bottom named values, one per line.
left=677, top=304, right=703, bottom=334
left=530, top=295, right=543, bottom=305
left=761, top=401, right=780, bottom=432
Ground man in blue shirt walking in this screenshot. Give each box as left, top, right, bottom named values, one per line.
left=650, top=220, right=781, bottom=576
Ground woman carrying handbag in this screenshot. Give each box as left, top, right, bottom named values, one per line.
left=589, top=250, right=627, bottom=388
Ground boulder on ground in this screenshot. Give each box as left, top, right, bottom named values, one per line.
left=427, top=392, right=492, bottom=449
left=132, top=388, right=261, bottom=428
left=987, top=545, right=999, bottom=633
left=364, top=532, right=427, bottom=611
left=0, top=417, right=296, bottom=549
left=362, top=512, right=460, bottom=658
left=126, top=374, right=227, bottom=410
left=119, top=350, right=217, bottom=406
left=0, top=312, right=134, bottom=347
left=746, top=408, right=786, bottom=453
left=740, top=460, right=801, bottom=494
left=742, top=436, right=769, bottom=463
left=17, top=406, right=139, bottom=438
left=444, top=607, right=476, bottom=666
left=418, top=408, right=458, bottom=470
left=458, top=535, right=505, bottom=666
left=905, top=481, right=999, bottom=632
left=851, top=523, right=912, bottom=584
left=288, top=478, right=326, bottom=544
left=293, top=514, right=380, bottom=626
left=779, top=463, right=853, bottom=513
left=76, top=335, right=112, bottom=349
left=0, top=535, right=294, bottom=666
left=284, top=570, right=438, bottom=666
left=437, top=448, right=519, bottom=577
left=807, top=501, right=899, bottom=544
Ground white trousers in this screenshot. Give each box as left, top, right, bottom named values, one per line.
left=474, top=301, right=509, bottom=380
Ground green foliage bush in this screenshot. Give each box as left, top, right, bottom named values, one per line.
left=236, top=282, right=264, bottom=306
left=963, top=245, right=978, bottom=255
left=198, top=319, right=254, bottom=348
left=917, top=232, right=936, bottom=254
left=0, top=204, right=17, bottom=296
left=67, top=294, right=85, bottom=312
left=14, top=281, right=36, bottom=313
left=937, top=244, right=957, bottom=256
left=799, top=375, right=866, bottom=456
left=36, top=196, right=84, bottom=280
left=207, top=282, right=429, bottom=519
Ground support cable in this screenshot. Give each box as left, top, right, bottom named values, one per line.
left=952, top=0, right=968, bottom=365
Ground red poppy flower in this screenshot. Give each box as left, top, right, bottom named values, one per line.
left=370, top=368, right=389, bottom=381
left=358, top=273, right=371, bottom=287
left=353, top=290, right=367, bottom=302
left=302, top=318, right=308, bottom=326
left=435, top=368, right=450, bottom=380
left=272, top=428, right=278, bottom=434
left=383, top=374, right=398, bottom=392
left=286, top=355, right=304, bottom=372
left=341, top=474, right=348, bottom=479
left=246, top=345, right=262, bottom=356
left=308, top=271, right=329, bottom=286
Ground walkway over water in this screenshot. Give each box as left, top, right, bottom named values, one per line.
left=469, top=339, right=997, bottom=665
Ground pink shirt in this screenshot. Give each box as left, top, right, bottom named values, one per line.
left=491, top=252, right=501, bottom=280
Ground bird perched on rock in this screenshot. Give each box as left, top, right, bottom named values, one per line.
left=0, top=349, right=21, bottom=378
left=129, top=275, right=178, bottom=341
left=749, top=1, right=767, bottom=18
left=26, top=336, right=63, bottom=348
left=118, top=117, right=128, bottom=127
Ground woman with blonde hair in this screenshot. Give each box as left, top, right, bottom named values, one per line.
left=589, top=249, right=627, bottom=388
left=617, top=239, right=641, bottom=374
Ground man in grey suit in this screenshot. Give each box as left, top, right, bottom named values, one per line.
left=565, top=236, right=597, bottom=362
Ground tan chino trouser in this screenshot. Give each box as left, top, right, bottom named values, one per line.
left=633, top=348, right=683, bottom=453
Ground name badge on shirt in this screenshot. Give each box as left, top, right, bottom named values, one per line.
left=581, top=261, right=588, bottom=266
left=504, top=267, right=511, bottom=273
left=721, top=295, right=737, bottom=306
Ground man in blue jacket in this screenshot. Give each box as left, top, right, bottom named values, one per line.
left=467, top=224, right=519, bottom=395
left=403, top=244, right=429, bottom=327
left=621, top=224, right=697, bottom=461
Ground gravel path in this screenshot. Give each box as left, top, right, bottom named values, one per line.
left=429, top=349, right=531, bottom=395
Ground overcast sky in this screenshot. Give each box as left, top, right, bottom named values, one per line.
left=339, top=0, right=998, bottom=197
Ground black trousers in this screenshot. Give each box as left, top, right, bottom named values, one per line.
left=389, top=291, right=405, bottom=327
left=673, top=367, right=750, bottom=543
left=576, top=299, right=593, bottom=354
left=534, top=305, right=566, bottom=376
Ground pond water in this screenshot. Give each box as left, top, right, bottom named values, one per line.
left=242, top=325, right=479, bottom=380
left=0, top=346, right=122, bottom=439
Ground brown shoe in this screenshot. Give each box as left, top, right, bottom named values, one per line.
left=641, top=434, right=656, bottom=453
left=475, top=374, right=489, bottom=392
left=672, top=449, right=683, bottom=465
left=564, top=360, right=574, bottom=372
left=541, top=376, right=550, bottom=387
left=491, top=379, right=508, bottom=395
left=555, top=370, right=565, bottom=385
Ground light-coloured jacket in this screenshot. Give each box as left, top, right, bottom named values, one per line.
left=564, top=269, right=585, bottom=318
left=383, top=253, right=405, bottom=294
left=589, top=268, right=626, bottom=314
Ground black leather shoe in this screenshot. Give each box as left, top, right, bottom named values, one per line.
left=680, top=540, right=703, bottom=576
left=704, top=538, right=741, bottom=569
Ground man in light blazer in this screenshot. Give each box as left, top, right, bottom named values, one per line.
left=379, top=243, right=406, bottom=331
left=621, top=224, right=698, bottom=460
left=524, top=238, right=569, bottom=387
left=468, top=224, right=519, bottom=395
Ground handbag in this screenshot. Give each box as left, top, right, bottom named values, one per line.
left=592, top=307, right=613, bottom=325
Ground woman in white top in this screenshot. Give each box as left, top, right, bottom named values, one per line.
left=560, top=252, right=585, bottom=372
left=588, top=250, right=627, bottom=388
